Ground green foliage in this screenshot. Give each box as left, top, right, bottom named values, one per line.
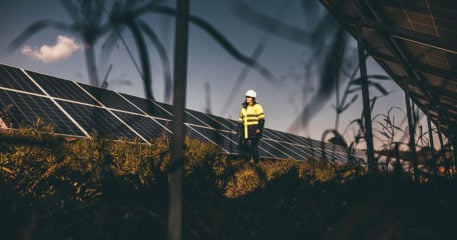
left=262, top=159, right=295, bottom=181
left=0, top=125, right=373, bottom=239
left=224, top=168, right=262, bottom=198
left=297, top=157, right=338, bottom=183
left=184, top=136, right=226, bottom=177
left=1, top=125, right=346, bottom=200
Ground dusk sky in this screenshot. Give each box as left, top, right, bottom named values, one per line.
left=0, top=0, right=415, bottom=149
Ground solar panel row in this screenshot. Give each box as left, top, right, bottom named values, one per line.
left=0, top=63, right=364, bottom=163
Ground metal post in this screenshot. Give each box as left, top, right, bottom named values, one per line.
left=394, top=142, right=402, bottom=174
left=356, top=24, right=376, bottom=175
left=453, top=141, right=457, bottom=176
left=404, top=91, right=418, bottom=180
left=426, top=113, right=437, bottom=177
left=436, top=121, right=446, bottom=176
left=168, top=0, right=189, bottom=239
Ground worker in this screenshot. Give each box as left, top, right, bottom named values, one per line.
left=238, top=89, right=265, bottom=164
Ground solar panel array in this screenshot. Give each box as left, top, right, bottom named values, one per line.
left=0, top=63, right=365, bottom=163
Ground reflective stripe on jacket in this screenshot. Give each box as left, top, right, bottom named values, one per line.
left=239, top=103, right=265, bottom=139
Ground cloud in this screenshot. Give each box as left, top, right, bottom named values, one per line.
left=22, top=35, right=81, bottom=63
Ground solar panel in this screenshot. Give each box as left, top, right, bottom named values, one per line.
left=272, top=130, right=301, bottom=144
left=186, top=125, right=232, bottom=153
left=119, top=94, right=172, bottom=119
left=260, top=139, right=293, bottom=159
left=185, top=124, right=209, bottom=144
left=79, top=84, right=143, bottom=114
left=26, top=71, right=98, bottom=105
left=283, top=132, right=312, bottom=145
left=0, top=89, right=84, bottom=136
left=153, top=101, right=174, bottom=116
left=271, top=140, right=308, bottom=160
left=185, top=110, right=233, bottom=131
left=113, top=111, right=170, bottom=141
left=319, top=0, right=457, bottom=141
left=216, top=131, right=242, bottom=153
left=262, top=128, right=283, bottom=141
left=0, top=65, right=43, bottom=93
left=153, top=118, right=173, bottom=134
left=0, top=63, right=363, bottom=164
left=207, top=114, right=238, bottom=130
left=57, top=100, right=139, bottom=140
left=184, top=109, right=212, bottom=126
left=286, top=142, right=316, bottom=159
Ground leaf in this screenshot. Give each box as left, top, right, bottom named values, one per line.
left=346, top=86, right=361, bottom=94
left=7, top=20, right=73, bottom=52
left=139, top=20, right=172, bottom=103
left=126, top=19, right=154, bottom=100
left=367, top=74, right=390, bottom=80
left=370, top=96, right=378, bottom=113
left=146, top=5, right=279, bottom=84
left=368, top=82, right=389, bottom=95
left=340, top=94, right=358, bottom=113
left=374, top=120, right=387, bottom=130
left=393, top=125, right=404, bottom=133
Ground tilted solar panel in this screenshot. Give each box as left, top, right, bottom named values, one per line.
left=216, top=130, right=241, bottom=154
left=282, top=132, right=312, bottom=145
left=260, top=139, right=293, bottom=159
left=256, top=146, right=278, bottom=159
left=153, top=101, right=174, bottom=116
left=185, top=124, right=209, bottom=145
left=272, top=140, right=308, bottom=160
left=0, top=89, right=84, bottom=136
left=80, top=84, right=143, bottom=114
left=119, top=93, right=172, bottom=119
left=272, top=130, right=300, bottom=144
left=57, top=100, right=139, bottom=140
left=0, top=65, right=43, bottom=94
left=187, top=125, right=243, bottom=155
left=185, top=110, right=233, bottom=132
left=184, top=109, right=212, bottom=127
left=207, top=114, right=238, bottom=130
left=26, top=71, right=98, bottom=105
left=261, top=128, right=283, bottom=141
left=286, top=142, right=316, bottom=159
left=153, top=118, right=173, bottom=134
left=113, top=111, right=171, bottom=141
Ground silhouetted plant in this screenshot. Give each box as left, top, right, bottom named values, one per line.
left=318, top=54, right=391, bottom=166
left=372, top=106, right=405, bottom=173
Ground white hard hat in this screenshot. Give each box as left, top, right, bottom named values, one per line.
left=245, top=89, right=257, bottom=98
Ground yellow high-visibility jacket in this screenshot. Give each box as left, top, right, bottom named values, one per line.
left=238, top=103, right=265, bottom=139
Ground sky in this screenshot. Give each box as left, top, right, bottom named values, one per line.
left=0, top=0, right=423, bottom=150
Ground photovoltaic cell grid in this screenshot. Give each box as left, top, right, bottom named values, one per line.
left=0, top=89, right=84, bottom=136
left=113, top=111, right=171, bottom=140
left=0, top=63, right=363, bottom=163
left=120, top=93, right=172, bottom=119
left=80, top=84, right=143, bottom=114
left=57, top=100, right=139, bottom=139
left=0, top=64, right=43, bottom=94
left=25, top=71, right=98, bottom=105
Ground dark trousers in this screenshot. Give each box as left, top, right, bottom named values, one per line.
left=238, top=137, right=260, bottom=163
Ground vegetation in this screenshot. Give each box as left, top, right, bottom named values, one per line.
left=1, top=124, right=457, bottom=240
